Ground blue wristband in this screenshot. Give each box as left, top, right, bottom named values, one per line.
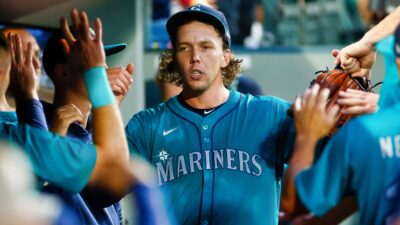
left=83, top=67, right=115, bottom=108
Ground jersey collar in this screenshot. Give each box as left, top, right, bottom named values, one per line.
left=166, top=90, right=242, bottom=125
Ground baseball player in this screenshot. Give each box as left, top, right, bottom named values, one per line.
left=2, top=9, right=133, bottom=203
left=280, top=6, right=400, bottom=225
left=0, top=32, right=15, bottom=123
left=29, top=27, right=133, bottom=225
left=126, top=4, right=296, bottom=225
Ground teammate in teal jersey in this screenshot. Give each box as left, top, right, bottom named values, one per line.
left=280, top=6, right=400, bottom=225
left=126, top=4, right=296, bottom=225
left=2, top=9, right=133, bottom=200
left=0, top=33, right=16, bottom=125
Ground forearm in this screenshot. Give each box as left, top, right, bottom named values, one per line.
left=281, top=135, right=318, bottom=218
left=84, top=68, right=131, bottom=199
left=362, top=6, right=400, bottom=45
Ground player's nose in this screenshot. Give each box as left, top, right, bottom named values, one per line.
left=190, top=48, right=200, bottom=64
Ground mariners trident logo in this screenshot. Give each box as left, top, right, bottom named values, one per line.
left=157, top=149, right=171, bottom=161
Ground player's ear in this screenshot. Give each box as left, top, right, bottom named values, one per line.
left=221, top=49, right=231, bottom=68
left=54, top=63, right=71, bottom=82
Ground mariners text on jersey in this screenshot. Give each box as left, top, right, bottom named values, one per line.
left=155, top=148, right=263, bottom=185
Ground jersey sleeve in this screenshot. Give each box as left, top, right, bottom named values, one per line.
left=4, top=124, right=97, bottom=193
left=125, top=110, right=158, bottom=160
left=16, top=99, right=48, bottom=130
left=273, top=97, right=296, bottom=164
left=295, top=128, right=352, bottom=216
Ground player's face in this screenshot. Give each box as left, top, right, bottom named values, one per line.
left=175, top=21, right=229, bottom=94
left=5, top=30, right=41, bottom=77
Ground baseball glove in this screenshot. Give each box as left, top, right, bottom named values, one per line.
left=290, top=66, right=377, bottom=136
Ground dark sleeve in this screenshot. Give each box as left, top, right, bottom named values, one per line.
left=16, top=99, right=48, bottom=130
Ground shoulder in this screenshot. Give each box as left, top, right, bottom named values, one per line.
left=239, top=93, right=291, bottom=112
left=126, top=102, right=169, bottom=131
left=345, top=106, right=400, bottom=138
left=241, top=93, right=290, bottom=105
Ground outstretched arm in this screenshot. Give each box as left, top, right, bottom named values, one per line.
left=60, top=9, right=132, bottom=202
left=280, top=84, right=339, bottom=219
left=333, top=6, right=400, bottom=77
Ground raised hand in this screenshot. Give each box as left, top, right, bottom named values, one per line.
left=50, top=104, right=84, bottom=136
left=337, top=88, right=379, bottom=115
left=7, top=33, right=38, bottom=101
left=107, top=63, right=134, bottom=104
left=294, top=84, right=339, bottom=141
left=60, top=9, right=106, bottom=74
left=331, top=38, right=376, bottom=78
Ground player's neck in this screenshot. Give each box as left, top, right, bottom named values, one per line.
left=181, top=85, right=230, bottom=109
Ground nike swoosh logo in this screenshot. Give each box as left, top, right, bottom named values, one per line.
left=163, top=127, right=178, bottom=136
left=204, top=109, right=215, bottom=114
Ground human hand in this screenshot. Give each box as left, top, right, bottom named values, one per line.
left=107, top=63, right=134, bottom=104
left=7, top=33, right=39, bottom=101
left=60, top=9, right=106, bottom=74
left=294, top=84, right=339, bottom=141
left=332, top=38, right=376, bottom=78
left=337, top=89, right=379, bottom=115
left=50, top=104, right=84, bottom=136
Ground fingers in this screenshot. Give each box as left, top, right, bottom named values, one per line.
left=327, top=104, right=340, bottom=121
left=304, top=84, right=320, bottom=112
left=70, top=9, right=82, bottom=40
left=294, top=95, right=302, bottom=112
left=80, top=11, right=91, bottom=41
left=337, top=89, right=379, bottom=115
left=25, top=42, right=33, bottom=65
left=331, top=49, right=339, bottom=57
left=14, top=35, right=23, bottom=64
left=94, top=18, right=102, bottom=43
left=341, top=57, right=361, bottom=75
left=119, top=68, right=134, bottom=85
left=352, top=68, right=371, bottom=78
left=107, top=66, right=134, bottom=95
left=60, top=39, right=71, bottom=56
left=7, top=33, right=16, bottom=65
left=126, top=63, right=135, bottom=80
left=55, top=104, right=84, bottom=124
left=331, top=49, right=340, bottom=65
left=316, top=88, right=330, bottom=109
left=112, top=82, right=128, bottom=95
left=297, top=84, right=331, bottom=116
left=60, top=17, right=75, bottom=46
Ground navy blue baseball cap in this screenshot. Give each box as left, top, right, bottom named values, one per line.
left=43, top=27, right=126, bottom=78
left=395, top=22, right=400, bottom=57
left=166, top=4, right=231, bottom=48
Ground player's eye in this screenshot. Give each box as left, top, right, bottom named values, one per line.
left=201, top=45, right=212, bottom=50
left=177, top=46, right=189, bottom=52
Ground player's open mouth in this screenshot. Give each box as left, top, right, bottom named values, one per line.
left=189, top=69, right=204, bottom=79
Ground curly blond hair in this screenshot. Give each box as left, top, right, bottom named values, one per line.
left=156, top=45, right=242, bottom=87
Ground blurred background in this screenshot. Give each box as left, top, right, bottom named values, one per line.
left=0, top=0, right=397, bottom=124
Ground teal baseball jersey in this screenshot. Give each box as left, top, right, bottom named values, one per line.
left=0, top=121, right=96, bottom=193
left=0, top=111, right=18, bottom=125
left=376, top=36, right=400, bottom=109
left=126, top=90, right=295, bottom=225
left=296, top=97, right=400, bottom=225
